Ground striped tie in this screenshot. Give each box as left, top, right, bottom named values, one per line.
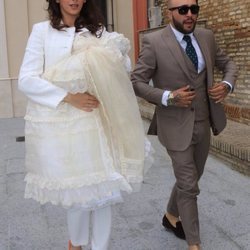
left=183, top=35, right=198, bottom=71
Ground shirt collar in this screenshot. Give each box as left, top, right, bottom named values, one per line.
left=79, top=27, right=90, bottom=34
left=62, top=24, right=89, bottom=34
left=78, top=26, right=106, bottom=36
left=170, top=24, right=195, bottom=42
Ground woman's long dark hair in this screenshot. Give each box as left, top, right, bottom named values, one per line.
left=46, top=0, right=105, bottom=36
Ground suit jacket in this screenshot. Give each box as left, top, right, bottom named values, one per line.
left=131, top=25, right=237, bottom=151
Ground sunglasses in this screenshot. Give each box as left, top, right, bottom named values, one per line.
left=169, top=5, right=200, bottom=15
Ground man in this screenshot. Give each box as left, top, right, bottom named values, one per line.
left=131, top=0, right=237, bottom=249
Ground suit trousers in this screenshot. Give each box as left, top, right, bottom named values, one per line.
left=166, top=119, right=211, bottom=245
left=67, top=205, right=111, bottom=250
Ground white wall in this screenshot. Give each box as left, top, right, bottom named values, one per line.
left=0, top=0, right=47, bottom=118
left=113, top=0, right=135, bottom=65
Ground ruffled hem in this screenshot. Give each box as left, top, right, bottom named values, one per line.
left=24, top=172, right=132, bottom=208
left=24, top=172, right=131, bottom=190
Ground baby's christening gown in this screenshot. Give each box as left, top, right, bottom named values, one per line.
left=24, top=30, right=152, bottom=209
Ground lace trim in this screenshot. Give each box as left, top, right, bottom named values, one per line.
left=24, top=172, right=132, bottom=207
left=25, top=114, right=91, bottom=123
left=103, top=32, right=131, bottom=55
left=25, top=182, right=125, bottom=208
left=24, top=104, right=101, bottom=123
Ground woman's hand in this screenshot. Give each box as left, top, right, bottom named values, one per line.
left=63, top=92, right=99, bottom=112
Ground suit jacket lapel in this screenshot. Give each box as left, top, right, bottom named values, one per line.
left=161, top=26, right=192, bottom=81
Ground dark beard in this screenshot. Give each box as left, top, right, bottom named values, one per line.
left=172, top=16, right=196, bottom=34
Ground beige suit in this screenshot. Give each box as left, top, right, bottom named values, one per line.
left=131, top=25, right=237, bottom=244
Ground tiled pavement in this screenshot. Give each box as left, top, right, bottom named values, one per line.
left=0, top=118, right=249, bottom=250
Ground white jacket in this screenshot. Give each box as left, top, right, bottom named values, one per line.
left=19, top=21, right=131, bottom=109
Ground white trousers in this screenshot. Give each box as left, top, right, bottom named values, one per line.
left=67, top=205, right=112, bottom=250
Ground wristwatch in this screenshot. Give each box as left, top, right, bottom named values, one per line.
left=225, top=84, right=231, bottom=93
left=167, top=91, right=175, bottom=106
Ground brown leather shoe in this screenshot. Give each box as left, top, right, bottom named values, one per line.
left=162, top=215, right=186, bottom=240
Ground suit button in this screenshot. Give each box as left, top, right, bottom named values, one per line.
left=191, top=107, right=194, bottom=111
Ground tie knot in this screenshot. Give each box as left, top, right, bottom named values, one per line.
left=183, top=35, right=191, bottom=43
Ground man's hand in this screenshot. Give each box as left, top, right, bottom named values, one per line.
left=172, top=85, right=196, bottom=107
left=63, top=92, right=99, bottom=112
left=208, top=82, right=230, bottom=103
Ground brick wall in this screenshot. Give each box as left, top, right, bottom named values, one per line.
left=156, top=0, right=250, bottom=125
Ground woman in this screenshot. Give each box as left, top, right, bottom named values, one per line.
left=19, top=0, right=150, bottom=250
